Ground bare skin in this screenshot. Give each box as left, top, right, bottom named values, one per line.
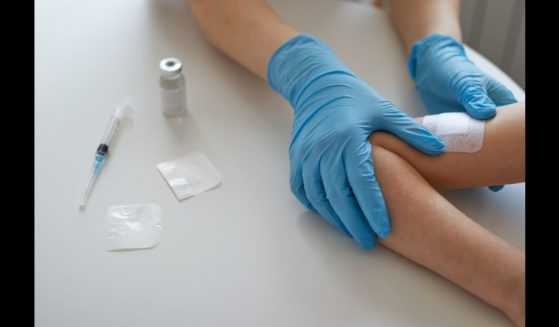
left=371, top=103, right=525, bottom=189
left=186, top=1, right=524, bottom=325
left=384, top=0, right=462, bottom=53
left=370, top=102, right=525, bottom=326
left=188, top=0, right=462, bottom=77
left=187, top=0, right=297, bottom=79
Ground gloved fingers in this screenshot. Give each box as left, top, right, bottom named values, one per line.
left=302, top=156, right=351, bottom=236
left=289, top=160, right=316, bottom=212
left=321, top=154, right=378, bottom=249
left=486, top=76, right=518, bottom=106
left=344, top=141, right=390, bottom=237
left=416, top=89, right=461, bottom=115
left=457, top=80, right=497, bottom=119
left=380, top=105, right=446, bottom=155
left=488, top=185, right=505, bottom=192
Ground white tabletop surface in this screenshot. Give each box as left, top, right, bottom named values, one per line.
left=35, top=0, right=525, bottom=326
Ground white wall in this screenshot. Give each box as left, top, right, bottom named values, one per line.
left=460, top=0, right=525, bottom=88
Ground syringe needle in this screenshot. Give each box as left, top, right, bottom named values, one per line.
left=79, top=170, right=96, bottom=210
left=79, top=155, right=104, bottom=210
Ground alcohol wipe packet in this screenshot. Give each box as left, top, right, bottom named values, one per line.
left=156, top=151, right=222, bottom=201
left=106, top=203, right=162, bottom=251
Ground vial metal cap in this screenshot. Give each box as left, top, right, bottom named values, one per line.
left=160, top=57, right=182, bottom=77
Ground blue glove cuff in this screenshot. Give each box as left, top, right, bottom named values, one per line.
left=266, top=33, right=355, bottom=108
left=407, top=33, right=466, bottom=81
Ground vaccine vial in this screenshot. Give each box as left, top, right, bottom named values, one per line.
left=159, top=57, right=187, bottom=117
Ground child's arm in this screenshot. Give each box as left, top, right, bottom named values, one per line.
left=369, top=102, right=525, bottom=189
left=371, top=146, right=524, bottom=326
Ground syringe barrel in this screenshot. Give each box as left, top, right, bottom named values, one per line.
left=99, top=106, right=124, bottom=148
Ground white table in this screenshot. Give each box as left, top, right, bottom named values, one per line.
left=35, top=0, right=525, bottom=326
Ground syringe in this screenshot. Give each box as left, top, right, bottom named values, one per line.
left=79, top=103, right=127, bottom=210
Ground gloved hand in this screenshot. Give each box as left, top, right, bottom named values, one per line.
left=407, top=34, right=517, bottom=192
left=267, top=34, right=446, bottom=249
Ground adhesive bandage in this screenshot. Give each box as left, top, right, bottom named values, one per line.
left=422, top=112, right=485, bottom=153
left=107, top=203, right=162, bottom=251
left=157, top=151, right=222, bottom=201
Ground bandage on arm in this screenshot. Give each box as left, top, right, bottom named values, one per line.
left=369, top=102, right=525, bottom=189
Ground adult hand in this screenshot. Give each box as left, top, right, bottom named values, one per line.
left=268, top=34, right=446, bottom=249
left=407, top=34, right=517, bottom=191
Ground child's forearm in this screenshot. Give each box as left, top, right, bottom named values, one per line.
left=369, top=102, right=525, bottom=189
left=372, top=146, right=525, bottom=326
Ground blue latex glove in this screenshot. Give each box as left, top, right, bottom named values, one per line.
left=407, top=34, right=517, bottom=192
left=267, top=34, right=446, bottom=249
